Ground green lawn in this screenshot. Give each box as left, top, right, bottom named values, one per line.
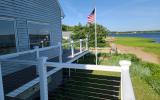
left=115, top=37, right=160, bottom=57
left=78, top=53, right=160, bottom=100
left=132, top=76, right=160, bottom=100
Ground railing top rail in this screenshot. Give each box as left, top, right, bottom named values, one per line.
left=38, top=45, right=59, bottom=52
left=45, top=62, right=121, bottom=72
left=0, top=44, right=60, bottom=60
left=62, top=38, right=86, bottom=46
left=0, top=59, right=37, bottom=65
left=0, top=49, right=37, bottom=59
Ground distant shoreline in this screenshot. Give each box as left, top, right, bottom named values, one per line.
left=111, top=32, right=160, bottom=43
left=111, top=31, right=160, bottom=34
left=111, top=32, right=160, bottom=34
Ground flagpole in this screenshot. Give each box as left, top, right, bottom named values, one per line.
left=95, top=7, right=98, bottom=65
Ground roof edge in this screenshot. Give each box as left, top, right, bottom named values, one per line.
left=56, top=0, right=65, bottom=19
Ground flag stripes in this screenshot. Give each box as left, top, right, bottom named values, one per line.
left=88, top=8, right=95, bottom=24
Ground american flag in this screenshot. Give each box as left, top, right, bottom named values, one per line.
left=88, top=8, right=95, bottom=24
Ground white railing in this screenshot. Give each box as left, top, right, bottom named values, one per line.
left=0, top=44, right=59, bottom=60
left=62, top=38, right=89, bottom=58
left=0, top=37, right=135, bottom=100
left=0, top=56, right=135, bottom=100
left=0, top=38, right=89, bottom=61
left=46, top=59, right=135, bottom=100
left=45, top=60, right=135, bottom=100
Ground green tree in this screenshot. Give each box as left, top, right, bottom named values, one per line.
left=62, top=24, right=68, bottom=31
left=62, top=24, right=74, bottom=31
left=71, top=23, right=109, bottom=47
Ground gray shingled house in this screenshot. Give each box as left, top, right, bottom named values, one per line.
left=0, top=0, right=69, bottom=99
left=0, top=0, right=64, bottom=53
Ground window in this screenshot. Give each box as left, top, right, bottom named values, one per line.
left=0, top=19, right=16, bottom=55
left=28, top=21, right=51, bottom=49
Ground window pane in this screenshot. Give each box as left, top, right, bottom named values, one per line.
left=0, top=20, right=16, bottom=55
left=28, top=22, right=50, bottom=49
left=30, top=34, right=50, bottom=49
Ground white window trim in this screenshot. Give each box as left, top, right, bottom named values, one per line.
left=27, top=20, right=51, bottom=48
left=0, top=17, right=19, bottom=52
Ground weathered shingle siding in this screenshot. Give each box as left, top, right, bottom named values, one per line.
left=0, top=0, right=62, bottom=75
left=0, top=0, right=61, bottom=22
left=0, top=0, right=62, bottom=49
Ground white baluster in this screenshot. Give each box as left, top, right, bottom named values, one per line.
left=71, top=40, right=74, bottom=57
left=80, top=39, right=82, bottom=53
left=58, top=42, right=62, bottom=63
left=86, top=38, right=88, bottom=50
left=34, top=46, right=40, bottom=75
left=41, top=41, right=44, bottom=48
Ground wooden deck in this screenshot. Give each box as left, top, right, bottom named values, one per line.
left=2, top=49, right=89, bottom=99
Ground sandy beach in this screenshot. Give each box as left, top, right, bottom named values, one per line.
left=116, top=44, right=160, bottom=64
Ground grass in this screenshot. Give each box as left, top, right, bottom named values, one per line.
left=78, top=53, right=160, bottom=100
left=115, top=37, right=160, bottom=57
left=132, top=76, right=160, bottom=100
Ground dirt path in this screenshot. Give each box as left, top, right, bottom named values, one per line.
left=116, top=44, right=160, bottom=64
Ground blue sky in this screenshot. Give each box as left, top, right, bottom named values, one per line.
left=59, top=0, right=160, bottom=31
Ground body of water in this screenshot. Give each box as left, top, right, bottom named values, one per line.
left=111, top=32, right=160, bottom=43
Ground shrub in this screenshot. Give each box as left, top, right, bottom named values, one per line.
left=146, top=75, right=160, bottom=94
left=130, top=63, right=151, bottom=79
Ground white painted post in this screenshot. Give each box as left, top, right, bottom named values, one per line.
left=80, top=39, right=82, bottom=53
left=38, top=57, right=48, bottom=100
left=86, top=38, right=88, bottom=50
left=70, top=40, right=75, bottom=77
left=71, top=40, right=74, bottom=57
left=68, top=37, right=71, bottom=49
left=41, top=41, right=44, bottom=48
left=58, top=42, right=62, bottom=63
left=0, top=62, right=4, bottom=100
left=119, top=60, right=135, bottom=100
left=34, top=46, right=40, bottom=75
